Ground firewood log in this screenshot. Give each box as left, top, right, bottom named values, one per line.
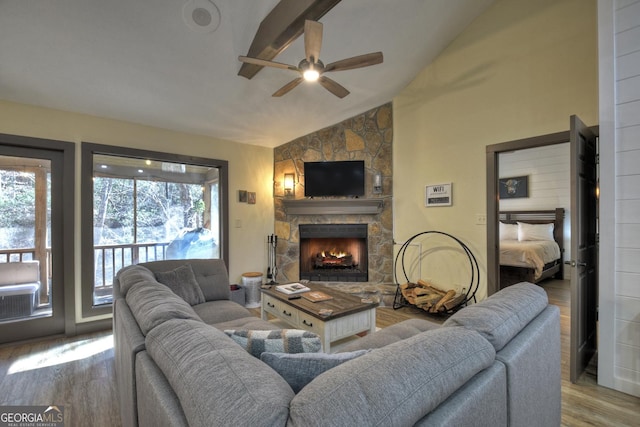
left=432, top=289, right=457, bottom=312
left=414, top=293, right=442, bottom=306
left=443, top=293, right=466, bottom=311
left=413, top=287, right=432, bottom=297
left=417, top=279, right=447, bottom=296
left=401, top=288, right=416, bottom=304
left=399, top=282, right=417, bottom=291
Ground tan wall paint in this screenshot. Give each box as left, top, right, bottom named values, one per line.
left=393, top=0, right=598, bottom=300
left=0, top=100, right=274, bottom=323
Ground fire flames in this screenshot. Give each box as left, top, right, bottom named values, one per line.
left=321, top=249, right=348, bottom=258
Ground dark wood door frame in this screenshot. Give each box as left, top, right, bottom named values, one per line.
left=485, top=126, right=599, bottom=296
left=0, top=133, right=76, bottom=342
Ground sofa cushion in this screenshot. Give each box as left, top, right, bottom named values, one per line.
left=338, top=318, right=441, bottom=352
left=140, top=259, right=231, bottom=302
left=261, top=350, right=370, bottom=393
left=116, top=265, right=158, bottom=297
left=154, top=264, right=205, bottom=305
left=191, top=261, right=231, bottom=301
left=192, top=300, right=254, bottom=325
left=211, top=316, right=281, bottom=331
left=224, top=329, right=321, bottom=358
left=146, top=319, right=293, bottom=427
left=443, top=281, right=548, bottom=351
left=126, top=280, right=201, bottom=335
left=288, top=327, right=495, bottom=427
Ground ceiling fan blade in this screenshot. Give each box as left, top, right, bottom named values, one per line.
left=324, top=52, right=384, bottom=72
left=304, top=20, right=323, bottom=64
left=318, top=76, right=349, bottom=98
left=272, top=77, right=304, bottom=97
left=238, top=56, right=298, bottom=71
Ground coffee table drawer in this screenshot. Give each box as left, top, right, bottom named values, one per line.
left=298, top=312, right=324, bottom=336
left=262, top=294, right=280, bottom=316
left=263, top=294, right=299, bottom=324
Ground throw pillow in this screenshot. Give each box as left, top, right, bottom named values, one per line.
left=499, top=222, right=518, bottom=240
left=260, top=350, right=370, bottom=393
left=517, top=222, right=554, bottom=241
left=155, top=264, right=205, bottom=305
left=224, top=329, right=321, bottom=358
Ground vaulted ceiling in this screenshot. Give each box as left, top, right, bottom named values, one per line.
left=0, top=0, right=494, bottom=147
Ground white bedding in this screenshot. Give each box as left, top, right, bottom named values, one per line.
left=499, top=239, right=561, bottom=280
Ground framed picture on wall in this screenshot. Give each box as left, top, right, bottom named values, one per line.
left=499, top=176, right=528, bottom=199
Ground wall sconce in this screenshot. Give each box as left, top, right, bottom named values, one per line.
left=284, top=172, right=295, bottom=197
left=373, top=172, right=382, bottom=194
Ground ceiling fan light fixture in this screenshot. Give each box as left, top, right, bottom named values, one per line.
left=299, top=59, right=322, bottom=82
left=303, top=68, right=320, bottom=82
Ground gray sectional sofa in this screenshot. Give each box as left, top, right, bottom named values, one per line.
left=113, top=259, right=561, bottom=427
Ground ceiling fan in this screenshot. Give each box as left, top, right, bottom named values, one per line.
left=238, top=20, right=383, bottom=98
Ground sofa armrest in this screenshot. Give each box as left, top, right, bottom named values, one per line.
left=136, top=352, right=188, bottom=427
left=496, top=305, right=561, bottom=427
left=114, top=298, right=146, bottom=427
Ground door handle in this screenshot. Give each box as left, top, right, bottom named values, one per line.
left=565, top=260, right=587, bottom=268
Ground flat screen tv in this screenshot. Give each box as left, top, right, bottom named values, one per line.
left=304, top=160, right=365, bottom=197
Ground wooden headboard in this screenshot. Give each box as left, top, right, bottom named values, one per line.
left=499, top=208, right=565, bottom=254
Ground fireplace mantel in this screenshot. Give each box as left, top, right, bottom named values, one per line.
left=282, top=198, right=384, bottom=215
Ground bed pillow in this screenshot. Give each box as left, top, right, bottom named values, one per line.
left=260, top=350, right=370, bottom=393
left=499, top=222, right=518, bottom=240
left=224, top=329, right=322, bottom=358
left=155, top=264, right=206, bottom=305
left=517, top=222, right=554, bottom=242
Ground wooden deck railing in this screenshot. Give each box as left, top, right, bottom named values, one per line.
left=0, top=242, right=170, bottom=293
left=93, top=242, right=171, bottom=288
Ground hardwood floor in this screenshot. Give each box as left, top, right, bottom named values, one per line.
left=0, top=331, right=120, bottom=426
left=0, top=280, right=637, bottom=426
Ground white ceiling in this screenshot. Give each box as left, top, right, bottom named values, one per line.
left=0, top=0, right=494, bottom=147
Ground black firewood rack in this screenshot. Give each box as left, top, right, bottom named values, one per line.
left=393, top=231, right=479, bottom=316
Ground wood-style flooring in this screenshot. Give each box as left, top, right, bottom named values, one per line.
left=0, top=280, right=637, bottom=426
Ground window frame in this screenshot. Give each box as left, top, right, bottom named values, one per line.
left=81, top=142, right=229, bottom=318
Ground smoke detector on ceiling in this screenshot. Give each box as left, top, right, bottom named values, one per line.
left=183, top=0, right=221, bottom=34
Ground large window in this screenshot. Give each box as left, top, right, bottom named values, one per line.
left=81, top=143, right=228, bottom=317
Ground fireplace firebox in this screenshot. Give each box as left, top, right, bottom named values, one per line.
left=299, top=224, right=368, bottom=282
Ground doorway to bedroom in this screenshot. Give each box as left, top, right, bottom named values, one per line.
left=486, top=117, right=599, bottom=385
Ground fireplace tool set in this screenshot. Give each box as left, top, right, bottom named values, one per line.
left=266, top=234, right=278, bottom=285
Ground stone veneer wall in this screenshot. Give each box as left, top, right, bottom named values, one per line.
left=273, top=103, right=393, bottom=285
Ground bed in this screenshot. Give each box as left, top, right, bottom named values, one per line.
left=498, top=208, right=564, bottom=289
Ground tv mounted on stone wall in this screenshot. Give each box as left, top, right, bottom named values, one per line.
left=303, top=160, right=365, bottom=198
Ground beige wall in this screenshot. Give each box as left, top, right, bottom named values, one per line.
left=0, top=100, right=274, bottom=323
left=393, top=0, right=598, bottom=300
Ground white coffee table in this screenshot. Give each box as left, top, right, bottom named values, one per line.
left=260, top=284, right=378, bottom=352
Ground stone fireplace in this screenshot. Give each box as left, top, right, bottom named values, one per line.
left=273, top=102, right=394, bottom=285
left=299, top=224, right=368, bottom=282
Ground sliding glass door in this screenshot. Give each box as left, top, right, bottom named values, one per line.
left=0, top=146, right=66, bottom=344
